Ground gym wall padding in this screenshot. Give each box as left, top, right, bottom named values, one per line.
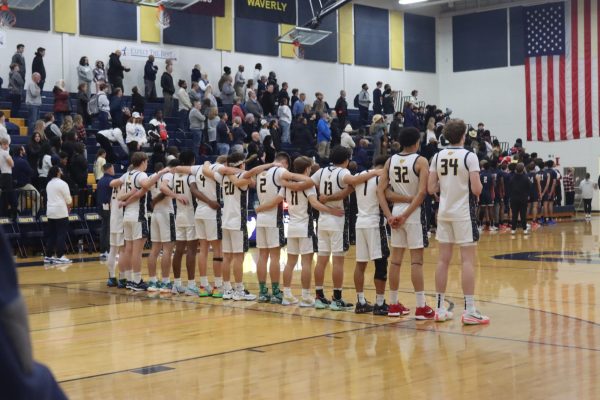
left=509, top=6, right=525, bottom=66
left=404, top=13, right=436, bottom=73
left=79, top=0, right=137, bottom=41
left=215, top=0, right=233, bottom=51
left=54, top=0, right=77, bottom=34
left=453, top=9, right=508, bottom=72
left=235, top=17, right=279, bottom=57
left=338, top=3, right=353, bottom=65
left=13, top=0, right=50, bottom=31
left=390, top=11, right=405, bottom=70
left=140, top=5, right=160, bottom=43
left=163, top=10, right=213, bottom=48
left=353, top=4, right=389, bottom=69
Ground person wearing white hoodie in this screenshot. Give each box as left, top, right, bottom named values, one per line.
left=340, top=124, right=356, bottom=150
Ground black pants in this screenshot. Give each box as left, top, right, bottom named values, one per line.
left=0, top=173, right=17, bottom=216
left=510, top=200, right=528, bottom=231
left=358, top=105, right=368, bottom=127
left=96, top=134, right=117, bottom=164
left=583, top=199, right=592, bottom=214
left=100, top=209, right=110, bottom=253
left=10, top=93, right=21, bottom=117
left=47, top=217, right=68, bottom=258
left=565, top=191, right=575, bottom=206
left=144, top=79, right=157, bottom=101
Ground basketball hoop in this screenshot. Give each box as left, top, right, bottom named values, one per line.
left=156, top=4, right=170, bottom=29
left=292, top=40, right=305, bottom=60
left=0, top=1, right=16, bottom=29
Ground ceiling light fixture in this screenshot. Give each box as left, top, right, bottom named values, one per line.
left=398, top=0, right=428, bottom=5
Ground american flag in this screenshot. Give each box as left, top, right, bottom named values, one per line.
left=525, top=0, right=598, bottom=141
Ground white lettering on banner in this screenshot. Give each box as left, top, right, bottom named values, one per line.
left=247, top=0, right=287, bottom=12
left=120, top=46, right=178, bottom=61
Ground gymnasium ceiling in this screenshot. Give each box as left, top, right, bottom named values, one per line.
left=353, top=0, right=538, bottom=16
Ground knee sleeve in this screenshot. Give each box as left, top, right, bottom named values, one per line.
left=213, top=257, right=223, bottom=262
left=374, top=258, right=388, bottom=281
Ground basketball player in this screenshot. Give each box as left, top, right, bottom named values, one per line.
left=377, top=127, right=433, bottom=319
left=214, top=153, right=278, bottom=301
left=255, top=152, right=314, bottom=304
left=169, top=151, right=199, bottom=296
left=106, top=177, right=134, bottom=289
left=427, top=120, right=489, bottom=325
left=312, top=146, right=382, bottom=311
left=479, top=161, right=495, bottom=231
left=146, top=160, right=179, bottom=293
left=111, top=152, right=170, bottom=291
left=280, top=156, right=343, bottom=306
left=527, top=162, right=541, bottom=229
left=353, top=155, right=390, bottom=315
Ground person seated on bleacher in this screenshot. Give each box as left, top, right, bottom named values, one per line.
left=43, top=113, right=62, bottom=140
left=96, top=127, right=128, bottom=164
left=148, top=109, right=168, bottom=144
left=353, top=138, right=372, bottom=173
left=0, top=111, right=10, bottom=145
left=125, top=112, right=147, bottom=153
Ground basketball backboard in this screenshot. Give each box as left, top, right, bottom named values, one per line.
left=9, top=0, right=44, bottom=10
left=114, top=0, right=201, bottom=10
left=278, top=26, right=331, bottom=46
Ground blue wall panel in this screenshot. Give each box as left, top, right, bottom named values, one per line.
left=163, top=11, right=212, bottom=48
left=297, top=0, right=337, bottom=63
left=354, top=5, right=389, bottom=68
left=404, top=13, right=436, bottom=73
left=235, top=17, right=279, bottom=56
left=509, top=7, right=525, bottom=66
left=453, top=9, right=508, bottom=72
left=13, top=0, right=50, bottom=31
left=80, top=0, right=137, bottom=41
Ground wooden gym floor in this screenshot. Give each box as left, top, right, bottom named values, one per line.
left=17, top=218, right=600, bottom=399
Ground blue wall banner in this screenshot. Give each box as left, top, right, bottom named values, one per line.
left=188, top=0, right=225, bottom=16
left=235, top=0, right=296, bottom=24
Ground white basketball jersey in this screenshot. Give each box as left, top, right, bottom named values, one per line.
left=173, top=172, right=196, bottom=227
left=256, top=166, right=285, bottom=227
left=355, top=172, right=382, bottom=228
left=430, top=147, right=480, bottom=221
left=286, top=186, right=317, bottom=238
left=120, top=169, right=148, bottom=222
left=110, top=185, right=124, bottom=233
left=218, top=172, right=248, bottom=231
left=389, top=153, right=422, bottom=224
left=192, top=163, right=223, bottom=220
left=150, top=172, right=174, bottom=214
left=311, top=166, right=351, bottom=231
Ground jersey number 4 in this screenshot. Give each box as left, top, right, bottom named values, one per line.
left=440, top=159, right=458, bottom=176
left=393, top=166, right=409, bottom=183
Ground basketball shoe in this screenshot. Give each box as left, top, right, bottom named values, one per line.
left=388, top=303, right=410, bottom=317
left=299, top=296, right=315, bottom=308
left=282, top=293, right=299, bottom=306
left=415, top=305, right=435, bottom=320
left=461, top=309, right=490, bottom=325
left=434, top=308, right=454, bottom=322
left=354, top=301, right=374, bottom=314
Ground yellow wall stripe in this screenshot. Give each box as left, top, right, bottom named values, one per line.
left=280, top=24, right=295, bottom=58
left=338, top=3, right=353, bottom=65
left=390, top=11, right=405, bottom=70
left=140, top=5, right=160, bottom=43
left=54, top=0, right=77, bottom=34
left=215, top=0, right=233, bottom=51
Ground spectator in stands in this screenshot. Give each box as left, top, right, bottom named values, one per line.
left=96, top=127, right=126, bottom=165
left=148, top=109, right=168, bottom=144
left=509, top=163, right=531, bottom=234
left=278, top=82, right=290, bottom=105
left=96, top=83, right=111, bottom=130
left=259, top=119, right=270, bottom=143
left=278, top=97, right=292, bottom=144
left=9, top=63, right=24, bottom=118
left=244, top=79, right=254, bottom=103
left=27, top=130, right=44, bottom=174
left=329, top=111, right=341, bottom=147
left=44, top=165, right=72, bottom=264
left=230, top=116, right=246, bottom=155
left=52, top=80, right=70, bottom=126
left=340, top=124, right=355, bottom=151
left=370, top=114, right=387, bottom=161
left=221, top=75, right=236, bottom=118
left=232, top=97, right=245, bottom=122
left=260, top=84, right=276, bottom=116
left=358, top=84, right=371, bottom=127
left=93, top=60, right=106, bottom=93
left=60, top=115, right=75, bottom=138
left=245, top=90, right=264, bottom=120
left=373, top=81, right=383, bottom=115
left=382, top=85, right=395, bottom=125
left=242, top=113, right=256, bottom=137
left=125, top=112, right=147, bottom=152
left=198, top=73, right=209, bottom=99
left=32, top=47, right=46, bottom=91
left=95, top=162, right=114, bottom=259
left=267, top=71, right=279, bottom=93
left=218, top=66, right=232, bottom=92
left=35, top=143, right=53, bottom=191
left=253, top=63, right=262, bottom=88
left=43, top=113, right=61, bottom=140
left=26, top=72, right=42, bottom=134
left=216, top=116, right=231, bottom=156
left=176, top=79, right=192, bottom=131
left=291, top=116, right=315, bottom=155
left=70, top=143, right=88, bottom=207
left=191, top=64, right=201, bottom=84
left=290, top=88, right=299, bottom=109
left=580, top=173, right=595, bottom=220
left=204, top=84, right=218, bottom=108
left=354, top=138, right=371, bottom=172
left=188, top=81, right=200, bottom=104
left=161, top=63, right=175, bottom=117
left=317, top=112, right=331, bottom=160
left=0, top=138, right=15, bottom=216
left=12, top=145, right=40, bottom=216
left=77, top=56, right=92, bottom=97
left=75, top=83, right=90, bottom=126
left=0, top=112, right=8, bottom=145
left=409, top=89, right=418, bottom=105
left=268, top=119, right=281, bottom=151
left=563, top=167, right=575, bottom=206
left=94, top=149, right=106, bottom=182
left=143, top=55, right=158, bottom=101
left=257, top=75, right=267, bottom=99
left=189, top=100, right=206, bottom=159
left=207, top=107, right=221, bottom=153
left=312, top=92, right=326, bottom=115
left=335, top=90, right=348, bottom=129
left=109, top=88, right=124, bottom=129
left=247, top=131, right=263, bottom=160
left=234, top=65, right=246, bottom=98
left=293, top=92, right=306, bottom=117
left=215, top=113, right=230, bottom=154
left=402, top=101, right=417, bottom=128
left=11, top=43, right=25, bottom=81
left=107, top=49, right=129, bottom=92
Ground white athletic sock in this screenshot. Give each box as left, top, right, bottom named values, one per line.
left=223, top=281, right=232, bottom=291
left=125, top=270, right=132, bottom=281
left=107, top=247, right=117, bottom=278
left=174, top=278, right=182, bottom=287
left=357, top=292, right=366, bottom=305
left=283, top=287, right=292, bottom=297
left=162, top=277, right=170, bottom=284
left=390, top=290, right=399, bottom=305
left=416, top=291, right=426, bottom=308
left=465, top=295, right=476, bottom=313
left=376, top=294, right=385, bottom=306
left=200, top=276, right=209, bottom=288
left=301, top=288, right=310, bottom=298
left=149, top=276, right=157, bottom=283
left=236, top=282, right=244, bottom=292
left=436, top=293, right=445, bottom=311
left=187, top=280, right=196, bottom=288
left=132, top=272, right=141, bottom=284
left=214, top=277, right=223, bottom=288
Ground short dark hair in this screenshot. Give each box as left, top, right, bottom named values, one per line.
left=103, top=163, right=113, bottom=172
left=585, top=172, right=591, bottom=179
left=37, top=47, right=45, bottom=53
left=79, top=56, right=87, bottom=66
left=292, top=88, right=298, bottom=95
left=178, top=79, right=186, bottom=87
left=167, top=159, right=180, bottom=168
left=373, top=155, right=388, bottom=167
left=154, top=162, right=164, bottom=171
left=130, top=152, right=148, bottom=167
left=329, top=145, right=351, bottom=165
left=546, top=160, right=554, bottom=168
left=398, top=127, right=420, bottom=148
left=275, top=152, right=291, bottom=167
left=44, top=112, right=54, bottom=122
left=179, top=150, right=195, bottom=166
left=516, top=163, right=525, bottom=173
left=227, top=151, right=245, bottom=166
left=48, top=166, right=61, bottom=179
left=443, top=119, right=467, bottom=145
left=17, top=44, right=24, bottom=50
left=293, top=156, right=312, bottom=174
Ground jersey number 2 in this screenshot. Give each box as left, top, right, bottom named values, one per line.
left=394, top=166, right=409, bottom=183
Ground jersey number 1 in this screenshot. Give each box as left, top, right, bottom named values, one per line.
left=324, top=181, right=333, bottom=196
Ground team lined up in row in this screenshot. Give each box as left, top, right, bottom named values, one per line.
left=104, top=119, right=489, bottom=325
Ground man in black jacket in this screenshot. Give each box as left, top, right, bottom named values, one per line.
left=335, top=90, right=348, bottom=128
left=161, top=63, right=175, bottom=117
left=31, top=47, right=46, bottom=91
left=260, top=84, right=276, bottom=116
left=143, top=55, right=158, bottom=101
left=372, top=81, right=383, bottom=115
left=509, top=162, right=532, bottom=234
left=107, top=50, right=130, bottom=93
